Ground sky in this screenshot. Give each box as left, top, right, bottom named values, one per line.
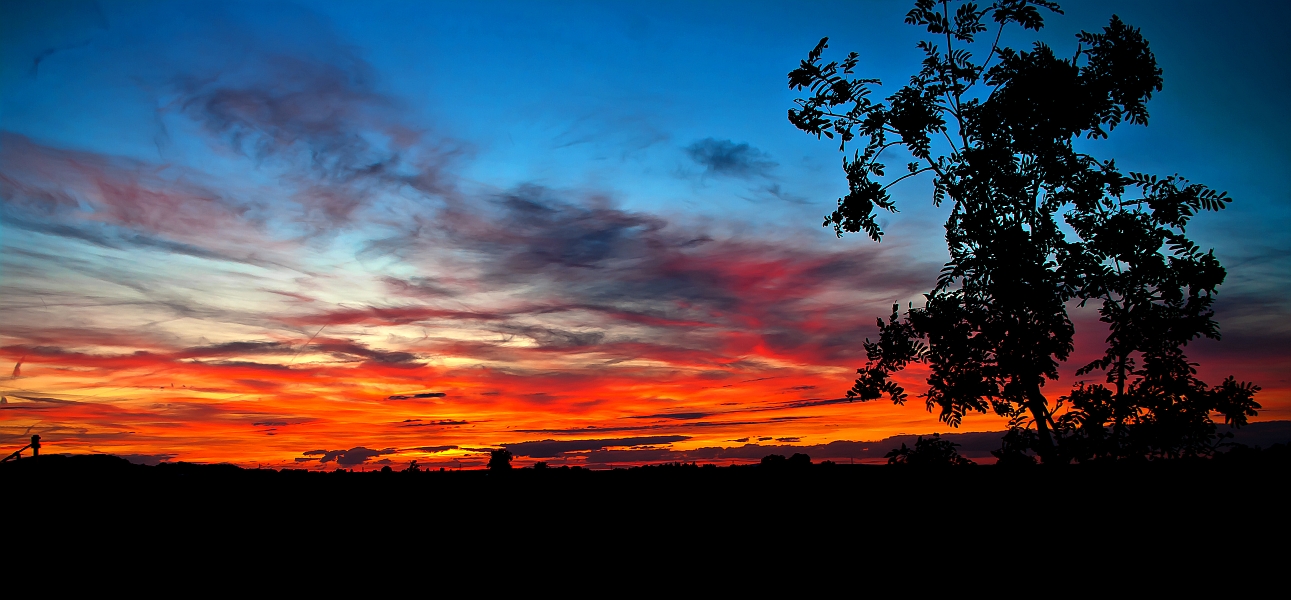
left=2, top=0, right=1288, bottom=469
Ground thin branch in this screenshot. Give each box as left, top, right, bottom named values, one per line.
left=923, top=154, right=948, bottom=181
left=940, top=127, right=961, bottom=155
left=880, top=166, right=937, bottom=192
left=979, top=21, right=1007, bottom=75
left=943, top=0, right=962, bottom=117
left=870, top=140, right=905, bottom=164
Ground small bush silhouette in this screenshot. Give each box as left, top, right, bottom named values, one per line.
left=991, top=428, right=1038, bottom=467
left=886, top=434, right=974, bottom=467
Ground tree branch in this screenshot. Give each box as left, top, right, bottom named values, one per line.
left=880, top=167, right=937, bottom=193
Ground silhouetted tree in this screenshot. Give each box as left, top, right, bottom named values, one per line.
left=532, top=461, right=549, bottom=470
left=760, top=454, right=787, bottom=468
left=990, top=427, right=1038, bottom=466
left=788, top=0, right=1260, bottom=462
left=488, top=449, right=513, bottom=471
left=886, top=434, right=974, bottom=466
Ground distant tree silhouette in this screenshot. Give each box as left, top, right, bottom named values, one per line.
left=886, top=434, right=974, bottom=466
left=760, top=453, right=813, bottom=469
left=788, top=0, right=1260, bottom=463
left=488, top=449, right=513, bottom=471
left=760, top=454, right=787, bottom=468
left=990, top=427, right=1038, bottom=466
left=532, top=461, right=549, bottom=470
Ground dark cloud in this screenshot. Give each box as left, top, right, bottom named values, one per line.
left=0, top=133, right=295, bottom=293
left=757, top=182, right=809, bottom=205
left=576, top=438, right=900, bottom=464
left=411, top=445, right=458, bottom=453
left=350, top=183, right=939, bottom=367
left=445, top=188, right=670, bottom=279
left=172, top=36, right=458, bottom=229
left=177, top=341, right=292, bottom=359
left=1228, top=421, right=1291, bottom=447
left=283, top=305, right=508, bottom=327
left=498, top=325, right=605, bottom=350
left=195, top=360, right=293, bottom=372
left=515, top=416, right=813, bottom=436
left=310, top=341, right=422, bottom=366
left=584, top=447, right=680, bottom=464
left=685, top=138, right=777, bottom=179
left=0, top=214, right=278, bottom=268
left=553, top=109, right=670, bottom=157
left=387, top=392, right=447, bottom=400
left=400, top=420, right=467, bottom=427
left=573, top=423, right=1291, bottom=465
left=5, top=394, right=78, bottom=405
left=381, top=276, right=458, bottom=298
left=31, top=39, right=94, bottom=77
left=301, top=446, right=397, bottom=466
left=625, top=412, right=712, bottom=420
left=504, top=435, right=691, bottom=458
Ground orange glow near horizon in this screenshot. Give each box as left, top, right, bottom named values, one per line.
left=4, top=309, right=1286, bottom=469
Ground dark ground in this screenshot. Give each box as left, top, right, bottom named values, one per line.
left=6, top=451, right=1289, bottom=544
left=7, top=455, right=1284, bottom=590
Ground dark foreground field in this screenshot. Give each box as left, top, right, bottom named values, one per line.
left=7, top=450, right=1290, bottom=548
left=3, top=456, right=1285, bottom=588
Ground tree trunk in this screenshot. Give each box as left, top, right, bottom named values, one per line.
left=1028, top=385, right=1056, bottom=463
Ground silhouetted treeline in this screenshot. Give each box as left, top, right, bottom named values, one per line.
left=5, top=442, right=1288, bottom=482
left=7, top=446, right=1290, bottom=562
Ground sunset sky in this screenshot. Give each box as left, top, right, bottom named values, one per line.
left=3, top=0, right=1288, bottom=468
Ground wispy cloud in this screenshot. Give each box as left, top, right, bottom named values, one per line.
left=685, top=138, right=777, bottom=179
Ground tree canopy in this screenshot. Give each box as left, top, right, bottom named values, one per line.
left=787, top=0, right=1259, bottom=462
left=885, top=434, right=974, bottom=467
left=488, top=449, right=514, bottom=471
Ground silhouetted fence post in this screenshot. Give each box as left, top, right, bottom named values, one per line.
left=2, top=435, right=41, bottom=463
